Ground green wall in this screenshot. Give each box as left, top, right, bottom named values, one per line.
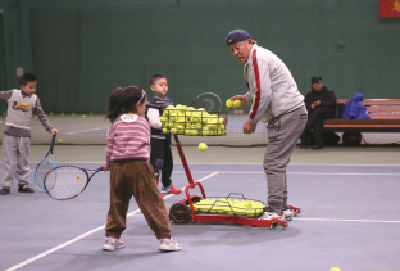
left=1, top=0, right=400, bottom=113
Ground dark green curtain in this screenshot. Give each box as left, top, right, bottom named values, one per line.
left=0, top=12, right=7, bottom=113
left=28, top=1, right=400, bottom=114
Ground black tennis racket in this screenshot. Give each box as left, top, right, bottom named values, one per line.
left=189, top=92, right=222, bottom=111
left=44, top=166, right=104, bottom=200
left=34, top=134, right=56, bottom=191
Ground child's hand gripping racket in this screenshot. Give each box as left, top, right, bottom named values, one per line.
left=34, top=134, right=56, bottom=191
left=44, top=166, right=104, bottom=200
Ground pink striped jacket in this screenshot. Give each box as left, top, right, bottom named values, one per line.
left=105, top=116, right=150, bottom=165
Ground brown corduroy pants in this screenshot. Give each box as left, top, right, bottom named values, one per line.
left=105, top=160, right=172, bottom=239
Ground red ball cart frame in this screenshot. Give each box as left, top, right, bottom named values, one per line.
left=168, top=134, right=301, bottom=229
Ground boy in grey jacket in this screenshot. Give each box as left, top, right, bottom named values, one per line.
left=0, top=73, right=58, bottom=195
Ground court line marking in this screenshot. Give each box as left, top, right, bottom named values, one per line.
left=5, top=172, right=218, bottom=271
left=23, top=162, right=400, bottom=167
left=65, top=127, right=109, bottom=135
left=293, top=218, right=400, bottom=223
left=165, top=171, right=400, bottom=176
left=4, top=169, right=400, bottom=177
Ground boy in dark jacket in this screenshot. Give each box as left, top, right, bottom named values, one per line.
left=146, top=74, right=180, bottom=195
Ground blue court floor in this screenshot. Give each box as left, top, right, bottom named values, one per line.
left=1, top=163, right=400, bottom=271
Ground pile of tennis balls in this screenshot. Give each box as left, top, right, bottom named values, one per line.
left=160, top=104, right=226, bottom=136
left=191, top=198, right=265, bottom=217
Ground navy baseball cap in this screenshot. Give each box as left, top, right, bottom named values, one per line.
left=226, top=29, right=257, bottom=46
left=312, top=76, right=323, bottom=83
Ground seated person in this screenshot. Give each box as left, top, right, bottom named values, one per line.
left=304, top=76, right=337, bottom=149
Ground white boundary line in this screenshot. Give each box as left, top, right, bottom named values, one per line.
left=5, top=172, right=219, bottom=271
left=23, top=162, right=400, bottom=167
left=65, top=127, right=109, bottom=135
left=294, top=218, right=400, bottom=223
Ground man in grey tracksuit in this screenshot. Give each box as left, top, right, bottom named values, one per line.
left=227, top=30, right=307, bottom=218
left=0, top=73, right=58, bottom=195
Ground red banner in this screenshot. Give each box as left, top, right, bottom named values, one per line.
left=379, top=0, right=400, bottom=17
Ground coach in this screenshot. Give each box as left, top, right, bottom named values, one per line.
left=227, top=29, right=307, bottom=218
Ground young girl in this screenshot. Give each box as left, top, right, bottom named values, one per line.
left=103, top=86, right=182, bottom=252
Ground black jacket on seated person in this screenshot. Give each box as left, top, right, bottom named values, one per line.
left=304, top=86, right=337, bottom=146
left=305, top=86, right=337, bottom=111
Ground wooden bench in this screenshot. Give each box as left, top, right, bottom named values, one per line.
left=301, top=99, right=400, bottom=147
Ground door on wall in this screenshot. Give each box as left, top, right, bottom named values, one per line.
left=0, top=10, right=6, bottom=114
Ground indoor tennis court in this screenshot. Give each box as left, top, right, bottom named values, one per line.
left=0, top=1, right=399, bottom=271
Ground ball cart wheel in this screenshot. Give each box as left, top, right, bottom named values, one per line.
left=169, top=202, right=192, bottom=223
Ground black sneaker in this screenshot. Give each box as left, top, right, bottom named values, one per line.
left=312, top=141, right=324, bottom=150
left=0, top=187, right=10, bottom=195
left=18, top=185, right=35, bottom=193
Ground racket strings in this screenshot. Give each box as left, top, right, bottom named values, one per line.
left=35, top=159, right=55, bottom=191
left=45, top=167, right=88, bottom=200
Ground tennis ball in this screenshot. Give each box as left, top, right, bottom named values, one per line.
left=162, top=128, right=169, bottom=133
left=167, top=104, right=174, bottom=108
left=82, top=114, right=86, bottom=118
left=50, top=112, right=53, bottom=116
left=330, top=268, right=341, bottom=271
left=0, top=121, right=3, bottom=123
left=226, top=99, right=233, bottom=108
left=58, top=139, right=63, bottom=144
left=72, top=113, right=76, bottom=116
left=198, top=143, right=208, bottom=152
left=190, top=130, right=198, bottom=136
left=234, top=99, right=241, bottom=108
left=209, top=130, right=214, bottom=136
left=185, top=129, right=191, bottom=135
left=169, top=113, right=177, bottom=122
left=61, top=113, right=64, bottom=116
left=171, top=127, right=177, bottom=134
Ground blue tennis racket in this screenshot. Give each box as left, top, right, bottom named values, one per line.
left=34, top=134, right=56, bottom=191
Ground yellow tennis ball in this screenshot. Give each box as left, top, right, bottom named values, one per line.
left=162, top=128, right=169, bottom=133
left=330, top=268, right=341, bottom=271
left=58, top=139, right=63, bottom=144
left=234, top=99, right=241, bottom=108
left=226, top=99, right=233, bottom=108
left=198, top=143, right=208, bottom=152
left=171, top=127, right=177, bottom=134
left=190, top=130, right=198, bottom=136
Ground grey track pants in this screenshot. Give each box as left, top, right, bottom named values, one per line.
left=1, top=134, right=31, bottom=188
left=264, top=105, right=307, bottom=214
